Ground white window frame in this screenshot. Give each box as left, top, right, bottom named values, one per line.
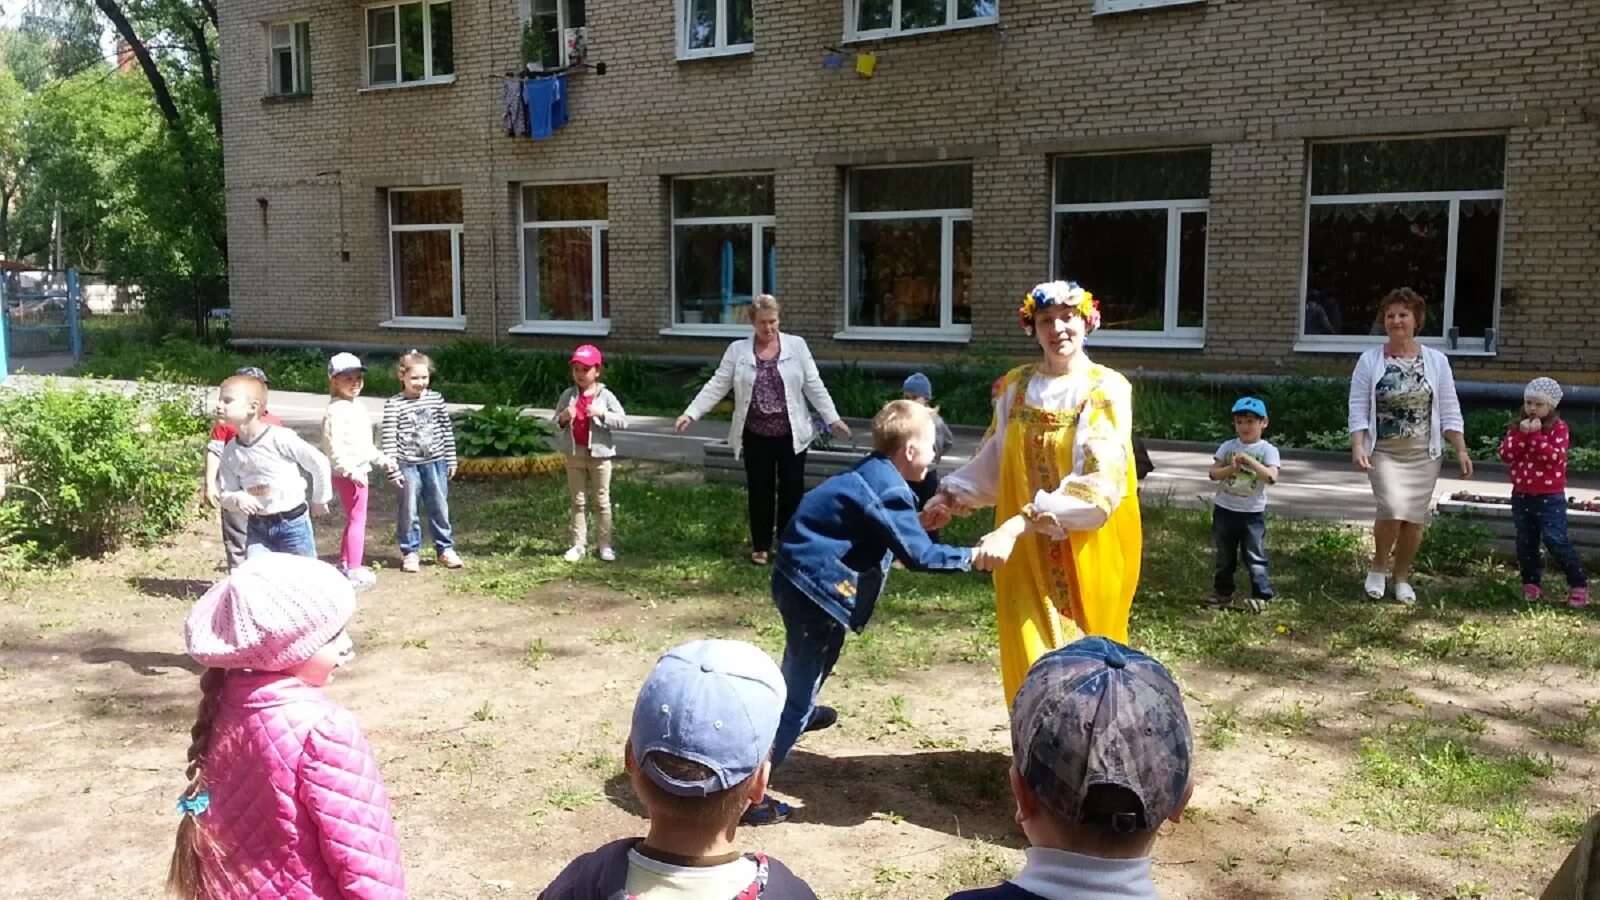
left=267, top=20, right=311, bottom=96
left=383, top=187, right=465, bottom=330
left=1295, top=135, right=1506, bottom=357
left=1093, top=0, right=1204, bottom=15
left=664, top=173, right=776, bottom=338
left=676, top=0, right=755, bottom=60
left=363, top=1, right=454, bottom=89
left=519, top=0, right=585, bottom=70
left=513, top=182, right=610, bottom=336
left=839, top=164, right=973, bottom=343
left=845, top=0, right=998, bottom=42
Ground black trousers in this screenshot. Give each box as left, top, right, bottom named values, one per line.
left=1212, top=505, right=1273, bottom=599
left=743, top=429, right=808, bottom=553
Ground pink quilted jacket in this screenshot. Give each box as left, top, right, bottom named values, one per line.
left=197, top=672, right=406, bottom=898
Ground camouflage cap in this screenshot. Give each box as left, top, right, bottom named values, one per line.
left=1012, top=636, right=1193, bottom=833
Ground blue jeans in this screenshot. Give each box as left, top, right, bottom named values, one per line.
left=1212, top=506, right=1273, bottom=599
left=1513, top=493, right=1588, bottom=589
left=770, top=575, right=848, bottom=771
left=397, top=460, right=454, bottom=555
left=245, top=509, right=316, bottom=559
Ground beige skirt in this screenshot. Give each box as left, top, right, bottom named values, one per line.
left=1370, top=436, right=1442, bottom=524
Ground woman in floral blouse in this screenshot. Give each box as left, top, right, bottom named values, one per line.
left=1347, top=288, right=1473, bottom=605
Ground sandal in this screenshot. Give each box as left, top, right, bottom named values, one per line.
left=740, top=797, right=790, bottom=826
left=750, top=551, right=770, bottom=566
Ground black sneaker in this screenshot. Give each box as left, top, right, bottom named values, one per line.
left=741, top=797, right=791, bottom=826
left=803, top=706, right=838, bottom=734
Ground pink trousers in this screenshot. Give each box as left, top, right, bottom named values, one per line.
left=333, top=475, right=369, bottom=570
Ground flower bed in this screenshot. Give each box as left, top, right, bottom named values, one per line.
left=455, top=452, right=566, bottom=480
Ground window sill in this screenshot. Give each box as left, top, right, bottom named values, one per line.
left=1087, top=332, right=1204, bottom=350
left=262, top=92, right=313, bottom=104
left=1293, top=338, right=1497, bottom=358
left=1092, top=0, right=1204, bottom=16
left=508, top=320, right=611, bottom=337
left=844, top=17, right=997, bottom=43
left=660, top=324, right=752, bottom=338
left=676, top=46, right=755, bottom=62
left=380, top=317, right=467, bottom=331
left=833, top=327, right=972, bottom=344
left=359, top=75, right=457, bottom=93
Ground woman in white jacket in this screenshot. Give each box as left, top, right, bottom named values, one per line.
left=1347, top=288, right=1473, bottom=604
left=676, top=295, right=851, bottom=565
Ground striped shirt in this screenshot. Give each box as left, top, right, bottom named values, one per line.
left=381, top=390, right=457, bottom=466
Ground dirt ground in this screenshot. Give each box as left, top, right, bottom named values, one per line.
left=1, top=500, right=1594, bottom=899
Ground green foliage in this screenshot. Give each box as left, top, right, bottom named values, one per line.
left=824, top=361, right=895, bottom=419
left=0, top=382, right=207, bottom=557
left=452, top=406, right=553, bottom=459
left=1414, top=516, right=1497, bottom=578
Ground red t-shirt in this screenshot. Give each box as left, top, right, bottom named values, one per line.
left=1499, top=418, right=1571, bottom=495
left=572, top=393, right=594, bottom=448
left=211, top=410, right=285, bottom=443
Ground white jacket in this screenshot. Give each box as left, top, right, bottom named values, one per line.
left=1347, top=344, right=1464, bottom=459
left=684, top=334, right=842, bottom=458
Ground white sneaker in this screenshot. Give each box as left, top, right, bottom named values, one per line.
left=401, top=552, right=420, bottom=573
left=345, top=566, right=378, bottom=589
left=1363, top=571, right=1387, bottom=600
left=562, top=546, right=585, bottom=563
left=1393, top=581, right=1417, bottom=606
left=598, top=547, right=617, bottom=562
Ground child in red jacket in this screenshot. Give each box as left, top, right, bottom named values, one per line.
left=169, top=554, right=406, bottom=899
left=1500, top=377, right=1588, bottom=609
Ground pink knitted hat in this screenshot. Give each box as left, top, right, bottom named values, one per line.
left=186, top=554, right=356, bottom=672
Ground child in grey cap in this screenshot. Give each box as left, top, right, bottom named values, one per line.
left=902, top=372, right=956, bottom=541
left=948, top=636, right=1194, bottom=900
left=539, top=640, right=818, bottom=900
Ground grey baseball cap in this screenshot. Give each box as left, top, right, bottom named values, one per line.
left=235, top=366, right=270, bottom=385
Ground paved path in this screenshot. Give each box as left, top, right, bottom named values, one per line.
left=13, top=375, right=1600, bottom=525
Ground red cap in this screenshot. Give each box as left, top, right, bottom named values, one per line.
left=570, top=344, right=603, bottom=367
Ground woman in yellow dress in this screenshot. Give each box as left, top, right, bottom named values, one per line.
left=924, top=281, right=1142, bottom=706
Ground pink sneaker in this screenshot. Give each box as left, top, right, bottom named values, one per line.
left=1570, top=587, right=1589, bottom=609
left=1522, top=584, right=1542, bottom=601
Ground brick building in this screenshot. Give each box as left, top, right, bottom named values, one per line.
left=220, top=0, right=1599, bottom=383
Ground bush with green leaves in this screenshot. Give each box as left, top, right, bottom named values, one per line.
left=0, top=382, right=208, bottom=557
left=451, top=405, right=554, bottom=459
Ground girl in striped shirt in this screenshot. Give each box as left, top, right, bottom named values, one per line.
left=381, top=350, right=462, bottom=573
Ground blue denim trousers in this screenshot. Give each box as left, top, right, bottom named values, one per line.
left=1212, top=505, right=1274, bottom=599
left=770, top=575, right=848, bottom=771
left=1512, top=493, right=1588, bottom=588
left=397, top=460, right=454, bottom=555
left=244, top=509, right=316, bottom=559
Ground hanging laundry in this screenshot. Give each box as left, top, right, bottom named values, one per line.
left=502, top=77, right=530, bottom=137
left=524, top=78, right=558, bottom=139
left=551, top=74, right=569, bottom=129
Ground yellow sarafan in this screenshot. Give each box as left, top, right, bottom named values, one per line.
left=989, top=364, right=1142, bottom=706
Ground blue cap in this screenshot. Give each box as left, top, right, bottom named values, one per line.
left=902, top=372, right=933, bottom=400
left=235, top=366, right=271, bottom=386
left=1231, top=396, right=1267, bottom=418
left=1012, top=637, right=1193, bottom=833
left=630, top=640, right=786, bottom=797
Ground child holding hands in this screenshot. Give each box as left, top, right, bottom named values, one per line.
left=322, top=353, right=402, bottom=589
left=1500, top=377, right=1588, bottom=608
left=553, top=344, right=628, bottom=562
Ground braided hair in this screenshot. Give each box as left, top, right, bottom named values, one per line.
left=166, top=667, right=227, bottom=899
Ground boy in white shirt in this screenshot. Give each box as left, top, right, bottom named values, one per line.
left=215, top=374, right=333, bottom=560
left=1205, top=396, right=1281, bottom=613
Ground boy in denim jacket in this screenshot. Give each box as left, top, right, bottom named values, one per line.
left=746, top=399, right=1003, bottom=825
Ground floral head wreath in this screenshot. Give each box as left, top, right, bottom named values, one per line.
left=1019, top=281, right=1099, bottom=334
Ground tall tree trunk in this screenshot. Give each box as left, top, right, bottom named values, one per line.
left=178, top=13, right=220, bottom=138
left=92, top=0, right=182, bottom=130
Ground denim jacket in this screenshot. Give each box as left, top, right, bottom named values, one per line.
left=774, top=453, right=973, bottom=633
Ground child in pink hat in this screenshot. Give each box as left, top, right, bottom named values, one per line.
left=553, top=344, right=628, bottom=562
left=168, top=553, right=406, bottom=899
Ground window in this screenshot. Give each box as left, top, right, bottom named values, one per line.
left=268, top=21, right=311, bottom=95
left=845, top=165, right=972, bottom=338
left=671, top=175, right=775, bottom=328
left=388, top=189, right=463, bottom=324
left=521, top=0, right=585, bottom=69
left=519, top=183, right=609, bottom=331
left=1301, top=135, right=1506, bottom=351
left=365, top=1, right=453, bottom=87
left=677, top=0, right=754, bottom=58
left=847, top=0, right=996, bottom=40
left=1052, top=150, right=1209, bottom=344
left=1094, top=0, right=1203, bottom=14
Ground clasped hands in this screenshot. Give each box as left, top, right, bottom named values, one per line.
left=921, top=491, right=1017, bottom=573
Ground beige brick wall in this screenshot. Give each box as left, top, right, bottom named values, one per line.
left=220, top=0, right=1600, bottom=383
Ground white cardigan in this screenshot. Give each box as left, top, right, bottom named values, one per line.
left=683, top=334, right=842, bottom=458
left=1347, top=345, right=1464, bottom=459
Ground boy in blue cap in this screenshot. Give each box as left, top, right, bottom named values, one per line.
left=948, top=637, right=1194, bottom=900
left=540, top=640, right=818, bottom=899
left=902, top=372, right=956, bottom=541
left=1205, top=396, right=1280, bottom=613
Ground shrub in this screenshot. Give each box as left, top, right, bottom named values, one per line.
left=0, top=382, right=208, bottom=557
left=452, top=405, right=553, bottom=458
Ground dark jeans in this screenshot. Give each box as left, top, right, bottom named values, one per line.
left=245, top=509, right=316, bottom=559
left=743, top=429, right=807, bottom=553
left=1513, top=493, right=1588, bottom=588
left=909, top=467, right=941, bottom=543
left=1212, top=505, right=1273, bottom=599
left=397, top=460, right=454, bottom=554
left=770, top=575, right=848, bottom=771
left=221, top=508, right=248, bottom=568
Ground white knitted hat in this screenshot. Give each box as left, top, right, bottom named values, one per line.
left=1524, top=377, right=1563, bottom=408
left=186, top=554, right=355, bottom=672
